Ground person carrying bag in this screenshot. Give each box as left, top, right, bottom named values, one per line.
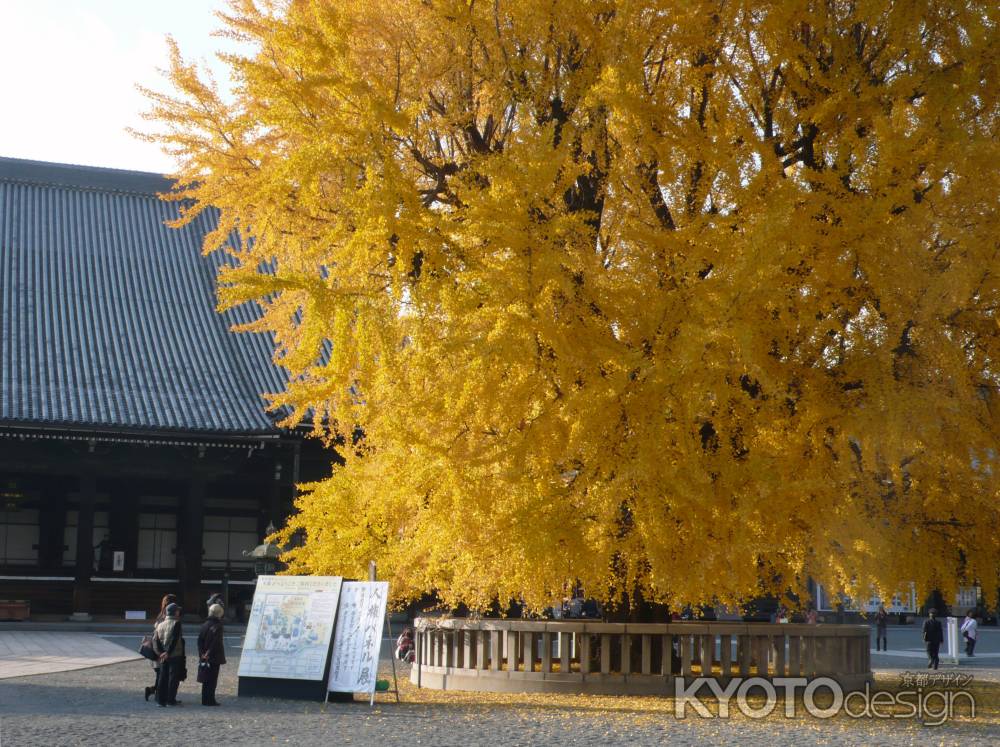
left=961, top=611, right=978, bottom=657
left=152, top=603, right=185, bottom=706
left=197, top=603, right=226, bottom=706
left=139, top=634, right=158, bottom=662
left=144, top=593, right=177, bottom=701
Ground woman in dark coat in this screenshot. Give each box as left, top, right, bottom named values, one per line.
left=145, top=593, right=178, bottom=701
left=197, top=603, right=226, bottom=706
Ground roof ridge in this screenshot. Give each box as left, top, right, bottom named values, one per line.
left=0, top=156, right=176, bottom=197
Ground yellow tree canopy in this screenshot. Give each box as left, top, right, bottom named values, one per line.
left=143, top=0, right=1000, bottom=612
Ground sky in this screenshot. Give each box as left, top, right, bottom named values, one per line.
left=0, top=0, right=238, bottom=173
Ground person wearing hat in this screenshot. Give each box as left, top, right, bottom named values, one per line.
left=197, top=604, right=227, bottom=706
left=145, top=593, right=177, bottom=701
left=206, top=592, right=225, bottom=614
left=152, top=603, right=186, bottom=706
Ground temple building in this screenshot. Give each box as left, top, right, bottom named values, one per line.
left=0, top=157, right=330, bottom=619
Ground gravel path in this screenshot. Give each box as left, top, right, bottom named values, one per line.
left=1, top=642, right=997, bottom=746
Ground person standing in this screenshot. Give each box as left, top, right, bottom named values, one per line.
left=960, top=611, right=978, bottom=657
left=395, top=627, right=415, bottom=663
left=145, top=593, right=178, bottom=701
left=206, top=592, right=225, bottom=617
left=874, top=604, right=889, bottom=651
left=153, top=603, right=185, bottom=706
left=93, top=534, right=112, bottom=573
left=197, top=604, right=226, bottom=706
left=922, top=608, right=944, bottom=670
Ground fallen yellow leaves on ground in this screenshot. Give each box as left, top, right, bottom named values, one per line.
left=377, top=665, right=999, bottom=732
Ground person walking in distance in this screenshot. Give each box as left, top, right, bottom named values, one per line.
left=197, top=603, right=226, bottom=706
left=153, top=603, right=185, bottom=706
left=960, top=610, right=978, bottom=657
left=922, top=608, right=944, bottom=670
left=874, top=604, right=889, bottom=652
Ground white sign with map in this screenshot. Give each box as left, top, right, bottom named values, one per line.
left=238, top=575, right=343, bottom=681
left=327, top=581, right=388, bottom=694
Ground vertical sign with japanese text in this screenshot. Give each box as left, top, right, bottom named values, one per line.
left=327, top=581, right=388, bottom=694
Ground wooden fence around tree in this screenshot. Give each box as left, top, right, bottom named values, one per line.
left=411, top=618, right=872, bottom=694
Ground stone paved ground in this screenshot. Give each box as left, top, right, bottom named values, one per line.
left=0, top=633, right=998, bottom=745
left=869, top=624, right=1000, bottom=670
left=0, top=632, right=140, bottom=679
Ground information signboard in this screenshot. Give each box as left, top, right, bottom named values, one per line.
left=327, top=581, right=389, bottom=694
left=238, top=575, right=343, bottom=681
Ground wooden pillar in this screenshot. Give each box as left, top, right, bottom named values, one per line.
left=264, top=451, right=285, bottom=534
left=71, top=475, right=96, bottom=617
left=661, top=635, right=674, bottom=676
left=490, top=630, right=501, bottom=671
left=178, top=477, right=206, bottom=615
left=720, top=634, right=732, bottom=678
left=803, top=635, right=816, bottom=677
left=701, top=634, right=715, bottom=675
left=757, top=636, right=772, bottom=677
left=620, top=633, right=632, bottom=675
left=579, top=634, right=591, bottom=674
left=463, top=630, right=474, bottom=669
left=738, top=635, right=751, bottom=676
left=441, top=632, right=451, bottom=668
left=600, top=634, right=611, bottom=674
left=522, top=632, right=535, bottom=673
left=681, top=634, right=693, bottom=677
left=773, top=633, right=786, bottom=677
left=788, top=635, right=801, bottom=676
left=506, top=629, right=519, bottom=671
left=107, top=485, right=134, bottom=574
left=38, top=486, right=67, bottom=571
left=122, top=493, right=140, bottom=575
left=476, top=629, right=487, bottom=670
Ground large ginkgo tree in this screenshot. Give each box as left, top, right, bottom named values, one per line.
left=144, top=0, right=1000, bottom=612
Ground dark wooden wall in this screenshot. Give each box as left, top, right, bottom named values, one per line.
left=0, top=432, right=334, bottom=617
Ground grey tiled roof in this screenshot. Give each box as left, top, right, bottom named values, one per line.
left=0, top=157, right=286, bottom=435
